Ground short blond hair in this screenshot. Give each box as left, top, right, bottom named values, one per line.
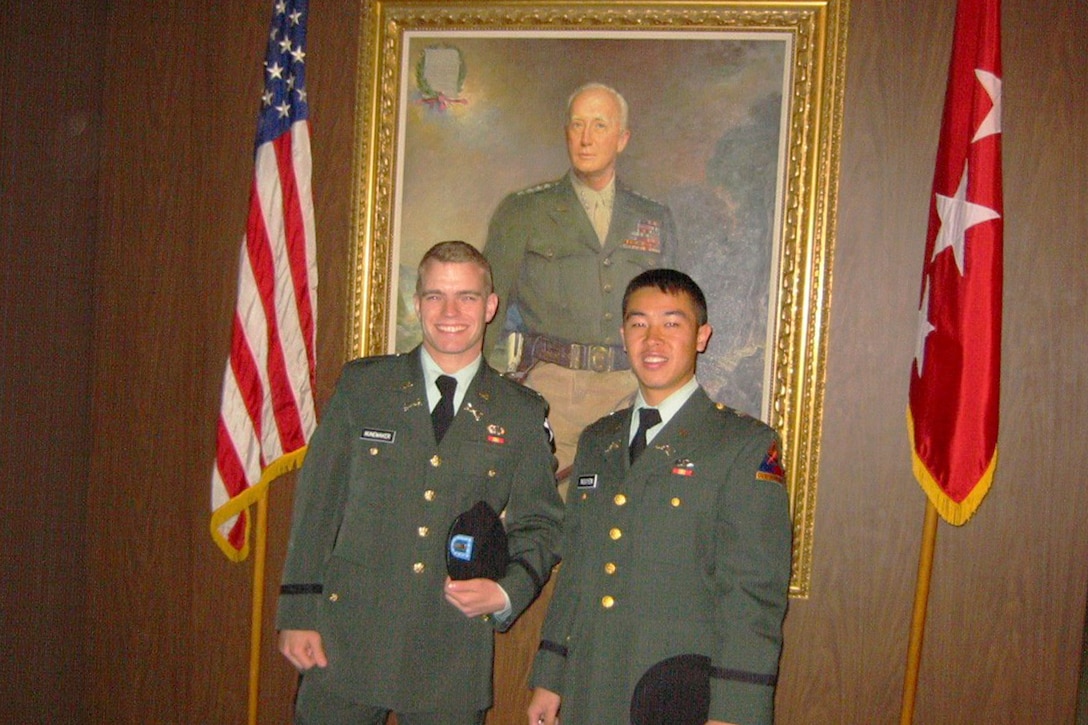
left=415, top=241, right=493, bottom=295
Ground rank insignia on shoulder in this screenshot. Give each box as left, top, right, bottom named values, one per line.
left=360, top=428, right=396, bottom=444
left=756, top=441, right=786, bottom=485
left=577, top=474, right=599, bottom=490
left=517, top=180, right=558, bottom=196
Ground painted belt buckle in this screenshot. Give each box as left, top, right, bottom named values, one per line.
left=587, top=344, right=613, bottom=373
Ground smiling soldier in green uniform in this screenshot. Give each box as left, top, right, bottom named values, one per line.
left=484, top=82, right=677, bottom=475
left=528, top=269, right=792, bottom=725
left=276, top=241, right=562, bottom=725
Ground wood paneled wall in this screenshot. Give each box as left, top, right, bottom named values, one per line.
left=3, top=0, right=1086, bottom=723
left=1, top=0, right=103, bottom=721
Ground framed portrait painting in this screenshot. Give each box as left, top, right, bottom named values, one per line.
left=347, top=0, right=849, bottom=597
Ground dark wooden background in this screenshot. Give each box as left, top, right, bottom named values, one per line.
left=2, top=1, right=1086, bottom=723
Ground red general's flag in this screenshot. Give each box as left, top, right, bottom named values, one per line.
left=210, top=0, right=318, bottom=560
left=908, top=0, right=1002, bottom=525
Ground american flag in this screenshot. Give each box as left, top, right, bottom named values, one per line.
left=210, top=0, right=317, bottom=559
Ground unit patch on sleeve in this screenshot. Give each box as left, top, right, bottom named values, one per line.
left=755, top=441, right=785, bottom=485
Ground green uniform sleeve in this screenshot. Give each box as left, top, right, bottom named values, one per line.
left=708, top=428, right=792, bottom=724
left=274, top=368, right=355, bottom=630
left=493, top=391, right=564, bottom=630
left=482, top=192, right=527, bottom=369
left=528, top=428, right=594, bottom=693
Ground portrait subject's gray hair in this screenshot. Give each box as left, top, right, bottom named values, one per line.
left=567, top=82, right=629, bottom=131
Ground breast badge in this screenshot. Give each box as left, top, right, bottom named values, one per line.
left=671, top=458, right=695, bottom=477
left=487, top=423, right=506, bottom=444
left=622, top=219, right=663, bottom=253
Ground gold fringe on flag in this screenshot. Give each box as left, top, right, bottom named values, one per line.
left=907, top=408, right=997, bottom=526
left=210, top=446, right=309, bottom=562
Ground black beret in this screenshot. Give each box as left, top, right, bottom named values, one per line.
left=630, top=654, right=711, bottom=725
left=446, top=500, right=508, bottom=581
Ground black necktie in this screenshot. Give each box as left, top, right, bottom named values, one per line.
left=629, top=407, right=662, bottom=463
left=432, top=375, right=457, bottom=443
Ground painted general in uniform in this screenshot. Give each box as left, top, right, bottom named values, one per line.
left=276, top=242, right=562, bottom=724
left=484, top=82, right=677, bottom=474
left=528, top=269, right=792, bottom=725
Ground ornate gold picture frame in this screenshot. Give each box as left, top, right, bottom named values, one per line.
left=347, top=0, right=849, bottom=597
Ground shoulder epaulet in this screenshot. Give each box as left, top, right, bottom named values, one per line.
left=586, top=407, right=628, bottom=435
left=713, top=400, right=748, bottom=417
left=618, top=180, right=668, bottom=207
left=514, top=179, right=562, bottom=197
left=711, top=400, right=779, bottom=440
left=712, top=400, right=743, bottom=419
left=344, top=352, right=402, bottom=371
left=495, top=373, right=547, bottom=402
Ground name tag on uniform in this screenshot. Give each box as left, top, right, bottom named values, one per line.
left=360, top=428, right=396, bottom=444
left=577, top=474, right=599, bottom=490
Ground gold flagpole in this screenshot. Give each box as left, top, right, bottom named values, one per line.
left=212, top=450, right=308, bottom=723
left=248, top=491, right=271, bottom=725
left=900, top=502, right=939, bottom=724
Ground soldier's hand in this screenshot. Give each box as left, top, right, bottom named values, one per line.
left=528, top=687, right=561, bottom=725
left=443, top=576, right=506, bottom=618
left=277, top=629, right=328, bottom=671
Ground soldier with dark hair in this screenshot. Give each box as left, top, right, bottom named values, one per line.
left=528, top=269, right=791, bottom=725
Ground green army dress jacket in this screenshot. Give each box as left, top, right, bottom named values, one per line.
left=483, top=173, right=677, bottom=357
left=530, top=388, right=792, bottom=725
left=277, top=348, right=563, bottom=713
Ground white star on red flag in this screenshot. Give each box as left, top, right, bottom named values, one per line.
left=972, top=69, right=1002, bottom=142
left=932, top=163, right=1001, bottom=275
left=915, top=279, right=936, bottom=376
